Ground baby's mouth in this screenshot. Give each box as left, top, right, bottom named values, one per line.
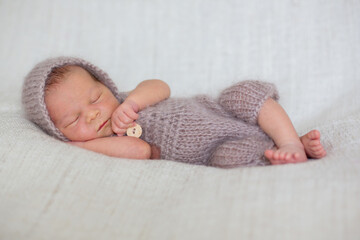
left=98, top=119, right=110, bottom=132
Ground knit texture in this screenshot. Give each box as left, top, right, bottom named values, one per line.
left=219, top=80, right=280, bottom=125
left=22, top=57, right=124, bottom=141
left=136, top=81, right=279, bottom=167
left=210, top=137, right=274, bottom=168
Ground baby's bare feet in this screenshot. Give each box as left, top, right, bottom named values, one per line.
left=265, top=130, right=326, bottom=165
left=265, top=143, right=307, bottom=165
left=300, top=130, right=327, bottom=159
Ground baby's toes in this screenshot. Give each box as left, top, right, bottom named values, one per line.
left=284, top=152, right=292, bottom=161
left=273, top=151, right=282, bottom=161
left=291, top=152, right=300, bottom=161
left=313, top=148, right=327, bottom=158
left=308, top=145, right=324, bottom=157
left=279, top=151, right=287, bottom=161
left=308, top=139, right=321, bottom=147
left=312, top=145, right=324, bottom=151
left=275, top=151, right=286, bottom=163
left=308, top=130, right=321, bottom=140
left=265, top=150, right=281, bottom=164
left=265, top=149, right=274, bottom=160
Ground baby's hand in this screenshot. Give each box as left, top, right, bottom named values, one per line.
left=111, top=99, right=139, bottom=136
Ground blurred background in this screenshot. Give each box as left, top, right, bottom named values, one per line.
left=0, top=0, right=359, bottom=129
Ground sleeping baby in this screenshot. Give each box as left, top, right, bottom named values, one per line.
left=22, top=57, right=326, bottom=168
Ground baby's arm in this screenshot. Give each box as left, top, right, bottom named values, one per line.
left=70, top=136, right=152, bottom=159
left=112, top=79, right=170, bottom=135
left=126, top=79, right=171, bottom=110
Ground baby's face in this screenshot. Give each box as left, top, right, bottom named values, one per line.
left=45, top=66, right=120, bottom=141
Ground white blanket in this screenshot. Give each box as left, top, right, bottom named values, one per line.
left=1, top=0, right=359, bottom=239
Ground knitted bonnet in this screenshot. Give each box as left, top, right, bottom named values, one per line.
left=22, top=56, right=122, bottom=141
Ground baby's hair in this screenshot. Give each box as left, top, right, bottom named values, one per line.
left=45, top=65, right=73, bottom=94
left=45, top=65, right=98, bottom=94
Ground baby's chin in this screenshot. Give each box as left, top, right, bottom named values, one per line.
left=97, top=122, right=115, bottom=138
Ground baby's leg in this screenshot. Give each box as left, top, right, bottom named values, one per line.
left=259, top=98, right=308, bottom=164
left=219, top=81, right=325, bottom=165
left=209, top=138, right=274, bottom=168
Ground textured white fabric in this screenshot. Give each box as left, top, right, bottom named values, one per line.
left=0, top=0, right=359, bottom=239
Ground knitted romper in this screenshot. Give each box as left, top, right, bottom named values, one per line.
left=123, top=81, right=278, bottom=168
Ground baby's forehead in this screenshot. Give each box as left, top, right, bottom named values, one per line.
left=49, top=65, right=91, bottom=79
left=46, top=66, right=95, bottom=95
left=68, top=65, right=88, bottom=71
left=48, top=65, right=96, bottom=84
left=67, top=65, right=100, bottom=81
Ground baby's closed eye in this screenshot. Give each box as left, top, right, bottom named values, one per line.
left=65, top=116, right=79, bottom=128
left=91, top=93, right=102, bottom=104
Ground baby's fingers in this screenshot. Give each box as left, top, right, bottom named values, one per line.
left=123, top=108, right=139, bottom=121
left=113, top=108, right=138, bottom=124
left=111, top=118, right=136, bottom=136
left=114, top=128, right=127, bottom=136
left=111, top=121, right=127, bottom=136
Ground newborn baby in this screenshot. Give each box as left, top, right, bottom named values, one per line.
left=22, top=57, right=326, bottom=168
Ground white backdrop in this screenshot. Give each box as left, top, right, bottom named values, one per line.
left=1, top=0, right=359, bottom=124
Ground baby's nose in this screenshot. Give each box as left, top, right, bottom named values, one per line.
left=86, top=110, right=100, bottom=123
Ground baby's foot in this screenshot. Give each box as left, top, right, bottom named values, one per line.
left=300, top=130, right=327, bottom=159
left=265, top=142, right=307, bottom=165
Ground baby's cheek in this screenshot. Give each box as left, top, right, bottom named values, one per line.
left=77, top=125, right=96, bottom=141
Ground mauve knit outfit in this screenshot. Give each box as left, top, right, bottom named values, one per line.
left=22, top=57, right=278, bottom=168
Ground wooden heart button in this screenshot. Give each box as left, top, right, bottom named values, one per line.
left=126, top=123, right=142, bottom=138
